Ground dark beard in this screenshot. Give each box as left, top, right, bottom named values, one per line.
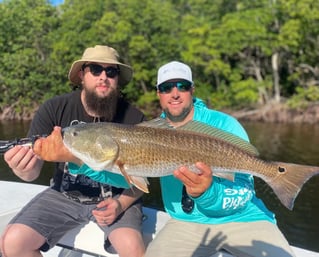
left=84, top=88, right=120, bottom=121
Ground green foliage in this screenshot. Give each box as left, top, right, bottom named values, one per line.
left=208, top=79, right=260, bottom=110
left=135, top=91, right=160, bottom=119
left=0, top=0, right=319, bottom=119
left=0, top=0, right=59, bottom=114
left=209, top=87, right=233, bottom=110
left=230, top=78, right=259, bottom=108
left=287, top=86, right=319, bottom=109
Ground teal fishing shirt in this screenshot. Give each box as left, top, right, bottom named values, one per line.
left=159, top=98, right=275, bottom=224
left=68, top=162, right=131, bottom=189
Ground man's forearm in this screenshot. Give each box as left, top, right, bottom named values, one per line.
left=117, top=188, right=144, bottom=211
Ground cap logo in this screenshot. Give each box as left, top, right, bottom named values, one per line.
left=162, top=67, right=187, bottom=75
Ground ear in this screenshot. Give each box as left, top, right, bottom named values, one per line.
left=78, top=70, right=84, bottom=80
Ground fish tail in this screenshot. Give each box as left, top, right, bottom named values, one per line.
left=270, top=162, right=319, bottom=210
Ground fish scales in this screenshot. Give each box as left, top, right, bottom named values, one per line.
left=110, top=124, right=274, bottom=180
left=62, top=121, right=319, bottom=210
left=97, top=125, right=242, bottom=174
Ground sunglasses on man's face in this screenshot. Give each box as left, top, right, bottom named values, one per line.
left=82, top=64, right=120, bottom=78
left=157, top=80, right=193, bottom=94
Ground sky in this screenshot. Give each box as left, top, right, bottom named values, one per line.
left=0, top=0, right=64, bottom=4
left=0, top=0, right=65, bottom=5
left=49, top=0, right=64, bottom=5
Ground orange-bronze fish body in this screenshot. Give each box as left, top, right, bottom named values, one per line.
left=62, top=119, right=319, bottom=210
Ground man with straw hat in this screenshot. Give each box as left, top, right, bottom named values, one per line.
left=1, top=45, right=145, bottom=257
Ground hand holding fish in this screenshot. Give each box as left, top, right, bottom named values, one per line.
left=4, top=145, right=42, bottom=181
left=174, top=162, right=213, bottom=198
left=33, top=126, right=82, bottom=165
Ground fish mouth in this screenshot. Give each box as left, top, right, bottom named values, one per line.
left=61, top=127, right=72, bottom=142
left=61, top=128, right=66, bottom=138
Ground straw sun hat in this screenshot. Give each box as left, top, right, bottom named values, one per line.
left=68, top=45, right=133, bottom=86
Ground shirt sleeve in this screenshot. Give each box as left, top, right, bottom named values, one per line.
left=27, top=101, right=56, bottom=137
left=68, top=162, right=131, bottom=189
left=192, top=174, right=255, bottom=217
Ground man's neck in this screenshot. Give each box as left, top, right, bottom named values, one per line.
left=167, top=109, right=194, bottom=128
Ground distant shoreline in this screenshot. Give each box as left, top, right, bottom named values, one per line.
left=1, top=102, right=319, bottom=124
left=228, top=102, right=319, bottom=124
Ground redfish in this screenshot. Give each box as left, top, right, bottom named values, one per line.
left=62, top=119, right=319, bottom=210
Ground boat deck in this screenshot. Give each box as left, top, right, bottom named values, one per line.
left=1, top=181, right=318, bottom=257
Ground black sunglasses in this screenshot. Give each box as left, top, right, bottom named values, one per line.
left=157, top=80, right=193, bottom=94
left=82, top=64, right=120, bottom=78
left=181, top=185, right=194, bottom=214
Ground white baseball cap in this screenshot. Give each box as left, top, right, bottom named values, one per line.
left=156, top=61, right=193, bottom=86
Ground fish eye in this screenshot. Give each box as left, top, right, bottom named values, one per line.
left=71, top=131, right=78, bottom=137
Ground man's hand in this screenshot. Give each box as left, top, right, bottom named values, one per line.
left=173, top=162, right=213, bottom=198
left=92, top=198, right=123, bottom=226
left=93, top=187, right=143, bottom=226
left=33, top=126, right=82, bottom=165
left=4, top=145, right=43, bottom=181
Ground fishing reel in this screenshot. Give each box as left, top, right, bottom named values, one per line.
left=0, top=135, right=46, bottom=154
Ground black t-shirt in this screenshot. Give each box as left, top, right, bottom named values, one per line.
left=28, top=89, right=145, bottom=192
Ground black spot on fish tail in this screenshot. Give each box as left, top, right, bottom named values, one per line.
left=269, top=162, right=319, bottom=210
left=278, top=166, right=285, bottom=173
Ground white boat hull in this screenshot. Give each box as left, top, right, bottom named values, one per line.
left=0, top=181, right=318, bottom=257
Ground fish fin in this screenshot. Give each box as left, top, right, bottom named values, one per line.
left=128, top=176, right=150, bottom=193
left=138, top=118, right=173, bottom=129
left=177, top=120, right=259, bottom=156
left=269, top=162, right=319, bottom=210
left=116, top=160, right=150, bottom=193
left=139, top=119, right=259, bottom=156
left=213, top=172, right=235, bottom=181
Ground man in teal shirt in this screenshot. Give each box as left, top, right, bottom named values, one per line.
left=37, top=61, right=296, bottom=257
left=144, top=61, right=295, bottom=257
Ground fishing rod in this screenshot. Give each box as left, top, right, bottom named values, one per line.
left=0, top=135, right=46, bottom=154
